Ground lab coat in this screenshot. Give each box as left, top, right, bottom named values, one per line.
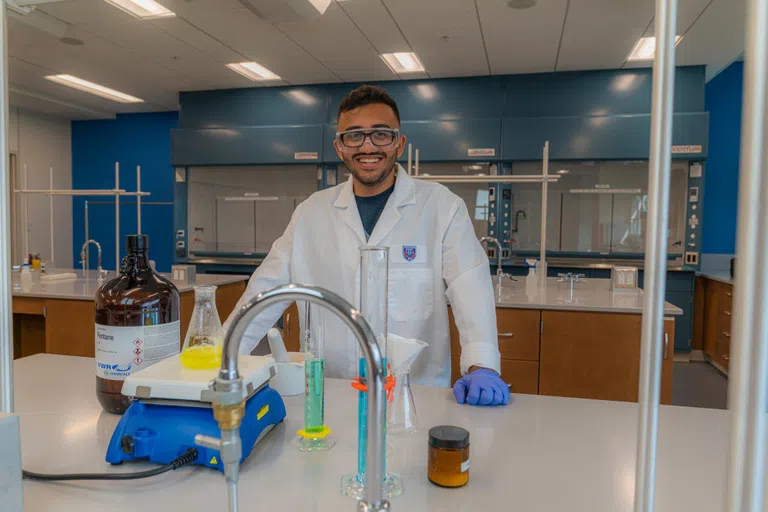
left=224, top=165, right=500, bottom=388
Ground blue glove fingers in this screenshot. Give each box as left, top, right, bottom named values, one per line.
left=500, top=378, right=511, bottom=404
left=453, top=378, right=469, bottom=404
left=466, top=379, right=483, bottom=405
left=477, top=385, right=494, bottom=405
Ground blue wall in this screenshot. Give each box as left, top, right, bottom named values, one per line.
left=72, top=111, right=179, bottom=271
left=702, top=60, right=743, bottom=255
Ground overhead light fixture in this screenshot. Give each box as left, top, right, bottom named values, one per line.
left=381, top=52, right=425, bottom=74
left=44, top=74, right=144, bottom=103
left=308, top=0, right=331, bottom=13
left=104, top=0, right=175, bottom=19
left=627, top=36, right=683, bottom=62
left=557, top=169, right=570, bottom=174
left=226, top=62, right=281, bottom=82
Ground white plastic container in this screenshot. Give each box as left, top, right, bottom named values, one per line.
left=270, top=352, right=305, bottom=396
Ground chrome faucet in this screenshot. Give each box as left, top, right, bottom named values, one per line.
left=479, top=236, right=515, bottom=298
left=557, top=272, right=587, bottom=294
left=199, top=284, right=390, bottom=512
left=80, top=239, right=106, bottom=281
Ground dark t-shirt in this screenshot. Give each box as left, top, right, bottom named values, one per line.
left=355, top=184, right=395, bottom=239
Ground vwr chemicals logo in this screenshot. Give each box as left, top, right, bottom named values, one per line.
left=97, top=332, right=115, bottom=341
left=97, top=362, right=132, bottom=372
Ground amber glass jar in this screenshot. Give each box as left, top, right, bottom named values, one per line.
left=428, top=425, right=470, bottom=488
left=95, top=235, right=181, bottom=414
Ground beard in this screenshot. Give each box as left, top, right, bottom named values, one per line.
left=342, top=150, right=398, bottom=188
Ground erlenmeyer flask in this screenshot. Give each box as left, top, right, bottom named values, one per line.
left=389, top=371, right=419, bottom=435
left=180, top=285, right=224, bottom=369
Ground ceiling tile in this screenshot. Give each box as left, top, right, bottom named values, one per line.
left=477, top=0, right=568, bottom=75
left=276, top=3, right=398, bottom=81
left=557, top=0, right=655, bottom=71
left=675, top=0, right=746, bottom=80
left=382, top=0, right=489, bottom=77
left=337, top=0, right=411, bottom=54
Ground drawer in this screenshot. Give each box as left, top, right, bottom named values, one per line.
left=712, top=281, right=733, bottom=311
left=451, top=357, right=539, bottom=395
left=496, top=309, right=541, bottom=361
left=449, top=307, right=540, bottom=361
left=12, top=297, right=45, bottom=316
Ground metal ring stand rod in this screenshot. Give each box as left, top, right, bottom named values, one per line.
left=633, top=0, right=677, bottom=510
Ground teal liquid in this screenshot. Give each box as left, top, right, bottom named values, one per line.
left=356, top=356, right=388, bottom=478
left=304, top=358, right=325, bottom=433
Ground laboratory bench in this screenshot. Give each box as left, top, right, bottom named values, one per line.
left=10, top=269, right=248, bottom=359
left=14, top=354, right=729, bottom=511
left=692, top=272, right=735, bottom=374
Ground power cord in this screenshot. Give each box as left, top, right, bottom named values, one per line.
left=23, top=448, right=199, bottom=481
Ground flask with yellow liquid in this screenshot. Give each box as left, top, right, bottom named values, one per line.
left=180, top=285, right=224, bottom=369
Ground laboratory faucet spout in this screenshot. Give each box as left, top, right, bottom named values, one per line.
left=80, top=239, right=105, bottom=280
left=213, top=284, right=390, bottom=512
left=479, top=237, right=515, bottom=296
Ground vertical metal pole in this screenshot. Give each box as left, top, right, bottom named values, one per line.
left=407, top=143, right=412, bottom=175
left=415, top=148, right=420, bottom=176
left=0, top=0, right=15, bottom=413
left=84, top=200, right=89, bottom=270
left=539, top=141, right=549, bottom=288
left=634, top=0, right=677, bottom=510
left=136, top=165, right=141, bottom=235
left=115, top=162, right=120, bottom=271
left=22, top=164, right=27, bottom=259
left=48, top=167, right=54, bottom=263
left=726, top=0, right=768, bottom=509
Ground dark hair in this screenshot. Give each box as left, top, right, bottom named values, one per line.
left=337, top=85, right=400, bottom=124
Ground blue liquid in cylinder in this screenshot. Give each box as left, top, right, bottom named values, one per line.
left=357, top=356, right=388, bottom=478
left=304, top=358, right=326, bottom=433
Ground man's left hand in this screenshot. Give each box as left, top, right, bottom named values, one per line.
left=453, top=368, right=510, bottom=406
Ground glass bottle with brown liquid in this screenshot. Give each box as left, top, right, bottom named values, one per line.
left=95, top=234, right=181, bottom=414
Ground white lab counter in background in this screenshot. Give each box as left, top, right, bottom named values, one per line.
left=11, top=269, right=249, bottom=360
left=14, top=354, right=729, bottom=512
left=493, top=276, right=683, bottom=315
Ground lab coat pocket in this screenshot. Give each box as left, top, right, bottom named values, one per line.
left=389, top=267, right=434, bottom=323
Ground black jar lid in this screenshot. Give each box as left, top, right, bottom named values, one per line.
left=429, top=426, right=470, bottom=450
left=126, top=234, right=149, bottom=251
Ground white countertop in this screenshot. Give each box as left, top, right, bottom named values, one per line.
left=14, top=354, right=730, bottom=511
left=698, top=271, right=734, bottom=286
left=493, top=277, right=683, bottom=315
left=11, top=269, right=249, bottom=301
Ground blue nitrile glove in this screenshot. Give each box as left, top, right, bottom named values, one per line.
left=453, top=368, right=510, bottom=406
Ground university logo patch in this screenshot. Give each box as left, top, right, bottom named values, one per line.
left=402, top=246, right=417, bottom=262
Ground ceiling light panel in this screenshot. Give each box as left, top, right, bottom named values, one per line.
left=104, top=0, right=175, bottom=20
left=226, top=62, right=281, bottom=81
left=381, top=52, right=426, bottom=73
left=44, top=74, right=144, bottom=103
left=627, top=36, right=683, bottom=62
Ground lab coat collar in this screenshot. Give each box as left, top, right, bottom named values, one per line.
left=333, top=164, right=416, bottom=246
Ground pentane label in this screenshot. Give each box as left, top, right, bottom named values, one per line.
left=95, top=321, right=180, bottom=380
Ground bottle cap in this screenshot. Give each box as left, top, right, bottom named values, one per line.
left=429, top=425, right=470, bottom=450
left=126, top=234, right=149, bottom=252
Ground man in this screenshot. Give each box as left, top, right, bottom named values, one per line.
left=225, top=85, right=509, bottom=406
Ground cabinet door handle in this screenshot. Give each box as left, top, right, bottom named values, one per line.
left=498, top=333, right=515, bottom=338
left=723, top=354, right=730, bottom=361
left=723, top=331, right=731, bottom=338
left=725, top=311, right=731, bottom=316
left=664, top=333, right=669, bottom=360
left=726, top=292, right=732, bottom=297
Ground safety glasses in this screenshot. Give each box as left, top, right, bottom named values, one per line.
left=335, top=128, right=400, bottom=152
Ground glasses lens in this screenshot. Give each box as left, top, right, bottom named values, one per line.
left=341, top=132, right=365, bottom=147
left=371, top=130, right=396, bottom=146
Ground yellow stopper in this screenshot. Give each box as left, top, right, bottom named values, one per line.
left=297, top=426, right=332, bottom=440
